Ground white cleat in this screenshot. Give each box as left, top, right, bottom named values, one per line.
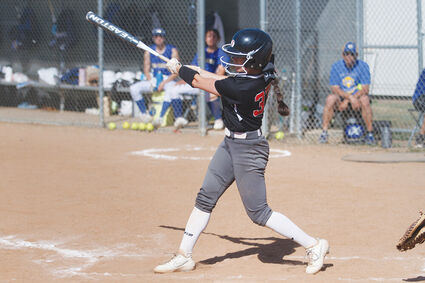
left=174, top=117, right=188, bottom=128
left=305, top=238, right=329, bottom=274
left=154, top=253, right=195, bottom=273
left=140, top=113, right=153, bottom=123
left=213, top=119, right=224, bottom=130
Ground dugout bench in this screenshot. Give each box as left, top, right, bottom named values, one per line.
left=0, top=79, right=132, bottom=113
left=0, top=79, right=200, bottom=123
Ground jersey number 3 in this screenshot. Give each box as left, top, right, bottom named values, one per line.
left=253, top=83, right=272, bottom=117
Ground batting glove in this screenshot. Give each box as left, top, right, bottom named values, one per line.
left=167, top=58, right=182, bottom=74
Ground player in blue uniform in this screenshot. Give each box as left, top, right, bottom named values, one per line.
left=319, top=42, right=375, bottom=144
left=154, top=29, right=228, bottom=129
left=154, top=28, right=329, bottom=275
left=412, top=68, right=425, bottom=147
left=129, top=28, right=179, bottom=123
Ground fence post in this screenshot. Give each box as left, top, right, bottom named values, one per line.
left=260, top=0, right=269, bottom=138
left=356, top=0, right=364, bottom=60
left=197, top=0, right=206, bottom=136
left=97, top=0, right=104, bottom=127
left=417, top=0, right=423, bottom=73
left=295, top=0, right=302, bottom=139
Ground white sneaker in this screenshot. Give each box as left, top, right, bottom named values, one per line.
left=213, top=119, right=224, bottom=130
left=152, top=117, right=163, bottom=128
left=305, top=238, right=329, bottom=274
left=140, top=113, right=153, bottom=123
left=174, top=117, right=188, bottom=128
left=153, top=253, right=195, bottom=273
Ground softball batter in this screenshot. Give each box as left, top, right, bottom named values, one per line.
left=155, top=28, right=329, bottom=275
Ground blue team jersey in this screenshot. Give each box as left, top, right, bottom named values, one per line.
left=149, top=44, right=176, bottom=76
left=413, top=68, right=425, bottom=103
left=191, top=48, right=229, bottom=73
left=329, top=59, right=370, bottom=94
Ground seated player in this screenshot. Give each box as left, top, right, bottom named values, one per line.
left=129, top=28, right=179, bottom=123
left=319, top=42, right=375, bottom=145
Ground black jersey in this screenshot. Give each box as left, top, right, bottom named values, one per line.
left=215, top=75, right=272, bottom=132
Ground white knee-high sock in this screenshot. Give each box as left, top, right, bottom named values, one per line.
left=265, top=211, right=317, bottom=248
left=179, top=207, right=210, bottom=257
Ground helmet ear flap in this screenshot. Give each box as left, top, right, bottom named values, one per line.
left=245, top=51, right=256, bottom=69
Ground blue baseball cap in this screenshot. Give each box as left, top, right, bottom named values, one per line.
left=152, top=28, right=166, bottom=37
left=343, top=42, right=357, bottom=54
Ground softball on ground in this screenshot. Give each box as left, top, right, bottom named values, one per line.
left=122, top=121, right=130, bottom=129
left=107, top=122, right=116, bottom=130
left=131, top=122, right=139, bottom=130
left=275, top=131, right=284, bottom=140
left=146, top=123, right=154, bottom=132
left=138, top=122, right=147, bottom=131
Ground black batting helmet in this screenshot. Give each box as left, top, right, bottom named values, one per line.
left=221, top=28, right=273, bottom=74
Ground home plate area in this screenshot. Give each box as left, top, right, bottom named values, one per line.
left=130, top=145, right=291, bottom=161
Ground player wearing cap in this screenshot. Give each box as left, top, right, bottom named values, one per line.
left=129, top=28, right=179, bottom=123
left=319, top=42, right=375, bottom=145
left=153, top=28, right=329, bottom=275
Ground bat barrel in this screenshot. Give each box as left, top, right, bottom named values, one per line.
left=85, top=11, right=170, bottom=63
left=86, top=11, right=139, bottom=46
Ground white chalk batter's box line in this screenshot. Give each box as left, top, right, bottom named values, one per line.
left=0, top=235, right=145, bottom=279
left=1, top=234, right=424, bottom=280
left=130, top=145, right=291, bottom=160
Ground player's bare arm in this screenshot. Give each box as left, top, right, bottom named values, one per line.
left=143, top=50, right=151, bottom=80
left=331, top=85, right=350, bottom=99
left=181, top=65, right=221, bottom=96
left=167, top=59, right=223, bottom=96
left=215, top=64, right=226, bottom=76
left=192, top=74, right=221, bottom=96
left=356, top=84, right=369, bottom=97
left=185, top=65, right=227, bottom=80
left=332, top=85, right=361, bottom=109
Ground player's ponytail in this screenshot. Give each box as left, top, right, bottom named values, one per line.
left=272, top=78, right=290, bottom=116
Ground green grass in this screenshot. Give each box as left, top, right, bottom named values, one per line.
left=372, top=100, right=417, bottom=129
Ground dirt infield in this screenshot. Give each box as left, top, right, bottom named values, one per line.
left=0, top=122, right=424, bottom=282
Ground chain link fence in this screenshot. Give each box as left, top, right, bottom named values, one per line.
left=0, top=0, right=423, bottom=148
left=0, top=0, right=100, bottom=126
left=265, top=0, right=424, bottom=148
left=0, top=0, right=199, bottom=128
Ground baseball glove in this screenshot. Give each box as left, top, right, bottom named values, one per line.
left=396, top=211, right=425, bottom=251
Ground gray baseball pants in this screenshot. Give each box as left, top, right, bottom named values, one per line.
left=195, top=134, right=273, bottom=226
